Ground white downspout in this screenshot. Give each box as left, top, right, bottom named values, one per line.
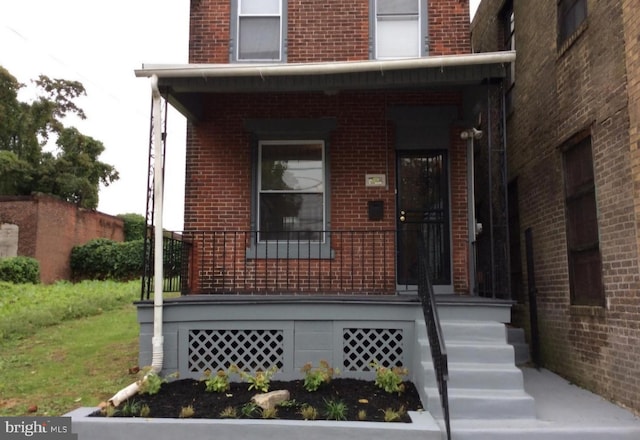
left=150, top=74, right=165, bottom=374
left=108, top=75, right=165, bottom=407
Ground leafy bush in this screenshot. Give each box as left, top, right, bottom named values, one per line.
left=70, top=238, right=143, bottom=281
left=0, top=256, right=40, bottom=284
left=118, top=213, right=147, bottom=242
left=371, top=361, right=408, bottom=394
left=301, top=360, right=337, bottom=392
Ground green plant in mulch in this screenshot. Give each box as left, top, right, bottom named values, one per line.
left=324, top=399, right=348, bottom=421
left=382, top=405, right=406, bottom=422
left=299, top=404, right=319, bottom=420
left=230, top=364, right=278, bottom=393
left=301, top=359, right=338, bottom=392
left=203, top=369, right=231, bottom=393
left=370, top=361, right=408, bottom=394
left=120, top=400, right=141, bottom=417
left=138, top=370, right=165, bottom=395
left=219, top=406, right=238, bottom=419
left=179, top=405, right=195, bottom=418
left=240, top=402, right=260, bottom=418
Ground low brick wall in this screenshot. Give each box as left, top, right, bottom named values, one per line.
left=0, top=194, right=125, bottom=283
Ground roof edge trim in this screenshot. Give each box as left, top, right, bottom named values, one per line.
left=135, top=51, right=516, bottom=79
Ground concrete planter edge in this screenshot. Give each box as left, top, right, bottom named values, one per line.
left=65, top=407, right=442, bottom=440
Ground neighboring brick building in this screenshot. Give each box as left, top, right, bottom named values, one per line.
left=472, top=0, right=640, bottom=413
left=0, top=193, right=124, bottom=283
left=137, top=0, right=514, bottom=298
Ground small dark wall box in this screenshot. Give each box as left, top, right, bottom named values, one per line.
left=368, top=200, right=384, bottom=221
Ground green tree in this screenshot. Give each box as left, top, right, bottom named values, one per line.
left=0, top=66, right=119, bottom=208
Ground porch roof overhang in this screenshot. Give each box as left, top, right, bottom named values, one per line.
left=135, top=51, right=515, bottom=122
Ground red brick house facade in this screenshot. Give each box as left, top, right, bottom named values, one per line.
left=138, top=0, right=514, bottom=297
left=472, top=0, right=640, bottom=413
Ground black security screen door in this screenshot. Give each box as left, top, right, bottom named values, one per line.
left=397, top=150, right=451, bottom=286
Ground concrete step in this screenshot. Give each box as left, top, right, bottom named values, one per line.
left=427, top=387, right=536, bottom=420
left=507, top=327, right=531, bottom=365
left=422, top=361, right=524, bottom=390
left=439, top=320, right=507, bottom=343
left=444, top=342, right=515, bottom=364
left=417, top=338, right=515, bottom=364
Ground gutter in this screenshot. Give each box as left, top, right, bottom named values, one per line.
left=134, top=51, right=516, bottom=79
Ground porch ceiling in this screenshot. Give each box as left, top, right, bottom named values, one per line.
left=135, top=51, right=515, bottom=122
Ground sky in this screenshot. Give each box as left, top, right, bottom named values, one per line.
left=1, top=0, right=480, bottom=231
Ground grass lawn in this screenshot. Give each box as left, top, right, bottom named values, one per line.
left=0, top=284, right=141, bottom=416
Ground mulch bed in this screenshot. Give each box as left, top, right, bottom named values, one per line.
left=95, top=378, right=424, bottom=422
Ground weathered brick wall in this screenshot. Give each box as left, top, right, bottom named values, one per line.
left=287, top=0, right=369, bottom=62
left=625, top=0, right=640, bottom=300
left=189, top=0, right=230, bottom=63
left=0, top=194, right=124, bottom=283
left=429, top=0, right=471, bottom=55
left=184, top=90, right=469, bottom=294
left=188, top=0, right=473, bottom=63
left=473, top=0, right=640, bottom=413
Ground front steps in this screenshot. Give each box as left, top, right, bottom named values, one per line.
left=416, top=320, right=536, bottom=421
left=416, top=312, right=640, bottom=439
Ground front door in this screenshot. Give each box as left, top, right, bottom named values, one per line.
left=397, top=150, right=451, bottom=288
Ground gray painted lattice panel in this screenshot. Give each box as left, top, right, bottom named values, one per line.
left=188, top=329, right=284, bottom=373
left=342, top=328, right=405, bottom=371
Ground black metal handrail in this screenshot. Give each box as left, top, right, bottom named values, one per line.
left=416, top=226, right=451, bottom=440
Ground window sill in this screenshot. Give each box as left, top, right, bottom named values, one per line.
left=246, top=242, right=334, bottom=259
left=569, top=304, right=605, bottom=319
left=557, top=20, right=588, bottom=58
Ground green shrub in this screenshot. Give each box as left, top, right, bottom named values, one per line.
left=0, top=256, right=40, bottom=283
left=70, top=238, right=143, bottom=281
left=118, top=213, right=147, bottom=242
left=116, top=240, right=145, bottom=279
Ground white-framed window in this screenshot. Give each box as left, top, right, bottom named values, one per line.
left=258, top=140, right=325, bottom=243
left=373, top=0, right=423, bottom=59
left=235, top=0, right=284, bottom=62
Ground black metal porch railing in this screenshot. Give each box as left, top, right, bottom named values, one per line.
left=142, top=230, right=397, bottom=298
left=141, top=231, right=192, bottom=300
left=417, top=226, right=451, bottom=440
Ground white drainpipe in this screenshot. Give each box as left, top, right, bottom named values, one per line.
left=150, top=74, right=165, bottom=374
left=108, top=75, right=165, bottom=407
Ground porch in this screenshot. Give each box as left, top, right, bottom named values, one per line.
left=131, top=293, right=640, bottom=439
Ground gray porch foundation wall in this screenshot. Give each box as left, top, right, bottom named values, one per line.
left=137, top=296, right=425, bottom=381
left=137, top=295, right=512, bottom=382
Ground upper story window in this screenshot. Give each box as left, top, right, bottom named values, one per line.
left=372, top=0, right=426, bottom=59
left=557, top=0, right=587, bottom=46
left=232, top=0, right=286, bottom=62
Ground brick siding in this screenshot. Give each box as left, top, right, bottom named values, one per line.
left=472, top=0, right=640, bottom=414
left=188, top=0, right=472, bottom=63
left=184, top=90, right=469, bottom=294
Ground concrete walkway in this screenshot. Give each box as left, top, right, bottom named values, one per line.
left=446, top=367, right=640, bottom=440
